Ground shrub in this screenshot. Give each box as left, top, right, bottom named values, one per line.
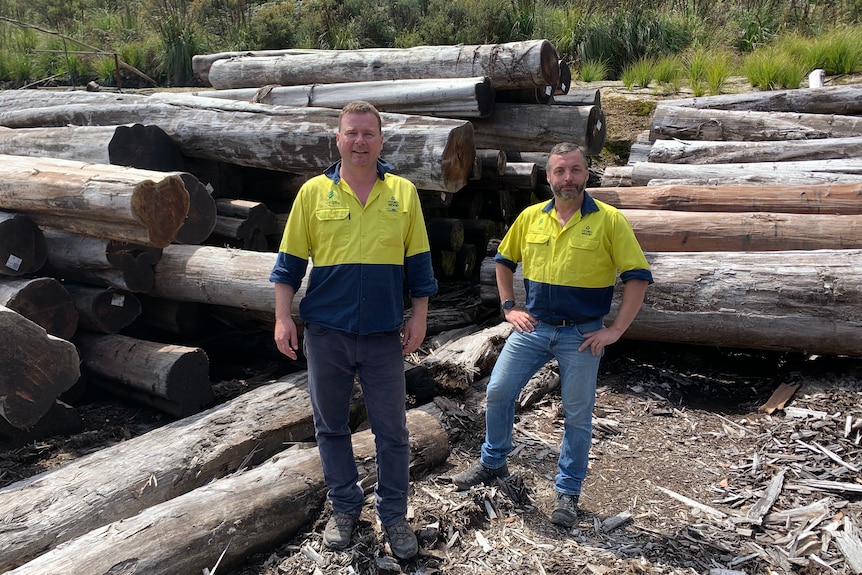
left=578, top=59, right=608, bottom=83
left=654, top=55, right=684, bottom=93
left=621, top=56, right=656, bottom=89
left=743, top=46, right=806, bottom=90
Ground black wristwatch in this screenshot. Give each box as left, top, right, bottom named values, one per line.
left=501, top=299, right=516, bottom=311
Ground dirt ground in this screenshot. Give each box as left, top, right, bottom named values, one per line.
left=2, top=80, right=861, bottom=575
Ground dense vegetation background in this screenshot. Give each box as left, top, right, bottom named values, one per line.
left=0, top=0, right=860, bottom=92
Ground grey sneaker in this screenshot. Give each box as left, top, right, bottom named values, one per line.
left=451, top=461, right=510, bottom=490
left=384, top=519, right=418, bottom=559
left=551, top=493, right=579, bottom=527
left=323, top=512, right=357, bottom=550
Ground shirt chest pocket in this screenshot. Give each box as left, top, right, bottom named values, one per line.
left=377, top=208, right=407, bottom=249
left=314, top=207, right=350, bottom=246
left=523, top=232, right=550, bottom=268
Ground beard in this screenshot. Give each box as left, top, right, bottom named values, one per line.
left=550, top=181, right=585, bottom=201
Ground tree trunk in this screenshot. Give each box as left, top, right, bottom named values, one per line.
left=552, top=88, right=602, bottom=107
left=479, top=250, right=862, bottom=356
left=0, top=276, right=78, bottom=339
left=660, top=84, right=862, bottom=114
left=426, top=217, right=465, bottom=252
left=650, top=105, right=862, bottom=142
left=74, top=333, right=215, bottom=417
left=589, top=182, right=862, bottom=214
left=0, top=305, right=80, bottom=429
left=474, top=161, right=538, bottom=191
left=63, top=282, right=141, bottom=334
left=472, top=103, right=605, bottom=155
left=419, top=321, right=513, bottom=390
left=646, top=136, right=862, bottom=164
left=0, top=211, right=46, bottom=276
left=3, top=408, right=448, bottom=575
left=0, top=372, right=315, bottom=572
left=192, top=49, right=323, bottom=85
left=629, top=159, right=862, bottom=187
left=42, top=229, right=162, bottom=294
left=476, top=149, right=507, bottom=177
left=0, top=154, right=189, bottom=248
left=600, top=166, right=632, bottom=187
left=204, top=40, right=559, bottom=90
left=211, top=198, right=277, bottom=250
left=192, top=76, right=495, bottom=118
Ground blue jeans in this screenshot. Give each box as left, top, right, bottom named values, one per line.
left=303, top=323, right=409, bottom=527
left=480, top=319, right=604, bottom=495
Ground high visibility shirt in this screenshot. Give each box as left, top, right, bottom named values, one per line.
left=270, top=160, right=438, bottom=335
left=495, top=192, right=653, bottom=323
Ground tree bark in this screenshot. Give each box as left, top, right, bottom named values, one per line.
left=0, top=305, right=80, bottom=429
left=474, top=161, right=538, bottom=191
left=204, top=40, right=559, bottom=90
left=629, top=159, right=862, bottom=187
left=0, top=399, right=81, bottom=450
left=193, top=76, right=495, bottom=118
left=0, top=211, right=46, bottom=276
left=0, top=154, right=189, bottom=248
left=588, top=183, right=862, bottom=214
left=74, top=333, right=215, bottom=417
left=63, top=282, right=141, bottom=334
left=650, top=105, right=862, bottom=142
left=419, top=321, right=513, bottom=390
left=426, top=217, right=465, bottom=252
left=0, top=372, right=315, bottom=572
left=552, top=88, right=602, bottom=107
left=476, top=149, right=507, bottom=177
left=646, top=136, right=862, bottom=164
left=0, top=276, right=78, bottom=339
left=660, top=84, right=862, bottom=114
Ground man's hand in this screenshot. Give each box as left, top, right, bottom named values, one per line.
left=401, top=313, right=426, bottom=355
left=504, top=308, right=538, bottom=333
left=274, top=316, right=299, bottom=360
left=579, top=326, right=623, bottom=356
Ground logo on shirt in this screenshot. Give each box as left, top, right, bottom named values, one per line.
left=324, top=189, right=342, bottom=207
left=385, top=196, right=400, bottom=213
left=582, top=225, right=592, bottom=236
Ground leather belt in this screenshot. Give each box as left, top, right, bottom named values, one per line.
left=543, top=317, right=597, bottom=327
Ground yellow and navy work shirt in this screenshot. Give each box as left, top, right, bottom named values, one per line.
left=495, top=192, right=653, bottom=324
left=270, top=160, right=438, bottom=335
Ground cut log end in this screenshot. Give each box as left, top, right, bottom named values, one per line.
left=130, top=175, right=191, bottom=248
left=441, top=123, right=476, bottom=193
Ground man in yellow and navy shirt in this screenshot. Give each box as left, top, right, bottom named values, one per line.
left=270, top=101, right=436, bottom=559
left=452, top=142, right=652, bottom=530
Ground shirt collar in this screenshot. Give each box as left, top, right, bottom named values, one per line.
left=541, top=190, right=599, bottom=217
left=323, top=159, right=394, bottom=183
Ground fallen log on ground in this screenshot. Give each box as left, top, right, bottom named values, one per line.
left=646, top=136, right=862, bottom=164
left=420, top=321, right=513, bottom=390
left=0, top=399, right=82, bottom=450
left=0, top=372, right=315, bottom=572
left=479, top=250, right=862, bottom=356
left=629, top=158, right=862, bottom=187
left=0, top=276, right=78, bottom=339
left=659, top=84, right=862, bottom=114
left=0, top=211, right=46, bottom=276
left=203, top=40, right=559, bottom=90
left=588, top=183, right=862, bottom=214
left=192, top=76, right=495, bottom=118
left=0, top=305, right=80, bottom=429
left=4, top=408, right=449, bottom=575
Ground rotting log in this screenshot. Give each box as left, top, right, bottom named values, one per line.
left=472, top=103, right=605, bottom=155
left=63, top=282, right=141, bottom=334
left=646, top=136, right=862, bottom=164
left=0, top=276, right=78, bottom=339
left=74, top=333, right=214, bottom=417
left=0, top=211, right=46, bottom=276
left=650, top=105, right=862, bottom=142
left=0, top=372, right=315, bottom=572
left=0, top=305, right=80, bottom=430
left=479, top=250, right=862, bottom=356
left=3, top=409, right=448, bottom=575
left=629, top=159, right=862, bottom=187
left=0, top=154, right=189, bottom=248
left=660, top=84, right=862, bottom=115
left=420, top=321, right=513, bottom=390
left=203, top=40, right=559, bottom=90
left=192, top=76, right=495, bottom=118
left=42, top=229, right=162, bottom=293
left=588, top=183, right=862, bottom=214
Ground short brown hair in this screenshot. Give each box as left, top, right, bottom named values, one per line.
left=339, top=100, right=382, bottom=133
left=546, top=142, right=587, bottom=172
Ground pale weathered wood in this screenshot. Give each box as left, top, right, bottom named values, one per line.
left=630, top=159, right=862, bottom=187
left=192, top=48, right=322, bottom=85
left=192, top=76, right=495, bottom=118
left=4, top=409, right=448, bottom=575
left=0, top=305, right=80, bottom=429
left=647, top=136, right=862, bottom=164
left=600, top=166, right=633, bottom=187
left=589, top=183, right=862, bottom=214
left=660, top=84, right=862, bottom=114
left=63, top=283, right=141, bottom=334
left=552, top=88, right=602, bottom=107
left=0, top=276, right=78, bottom=339
left=420, top=321, right=513, bottom=390
left=0, top=124, right=116, bottom=163
left=0, top=211, right=46, bottom=276
left=204, top=40, right=559, bottom=90
left=0, top=372, right=315, bottom=572
left=0, top=154, right=189, bottom=248
left=650, top=105, right=862, bottom=142
left=74, top=333, right=214, bottom=417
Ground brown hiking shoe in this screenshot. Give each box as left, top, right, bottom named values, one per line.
left=323, top=512, right=357, bottom=550
left=384, top=518, right=418, bottom=559
left=451, top=461, right=510, bottom=490
left=551, top=493, right=579, bottom=528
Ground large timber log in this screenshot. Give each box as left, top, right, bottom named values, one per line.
left=649, top=105, right=862, bottom=142
left=192, top=76, right=495, bottom=118
left=0, top=95, right=475, bottom=194
left=646, top=136, right=862, bottom=164
left=0, top=276, right=78, bottom=339
left=0, top=305, right=80, bottom=429
left=0, top=372, right=315, bottom=572
left=42, top=229, right=162, bottom=293
left=63, top=283, right=141, bottom=333
left=472, top=103, right=606, bottom=155
left=203, top=40, right=559, bottom=90
left=479, top=250, right=862, bottom=356
left=0, top=399, right=82, bottom=450
left=660, top=84, right=862, bottom=114
left=589, top=183, right=862, bottom=214
left=4, top=408, right=448, bottom=575
left=0, top=154, right=189, bottom=248
left=74, top=333, right=214, bottom=417
left=0, top=211, right=46, bottom=276
left=629, top=158, right=862, bottom=187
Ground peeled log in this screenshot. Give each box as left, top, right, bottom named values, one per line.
left=0, top=372, right=315, bottom=572
left=4, top=409, right=449, bottom=575
left=0, top=211, right=46, bottom=276
left=589, top=183, right=862, bottom=214
left=0, top=276, right=78, bottom=339
left=0, top=305, right=80, bottom=429
left=204, top=40, right=559, bottom=90
left=646, top=136, right=862, bottom=164
left=630, top=158, right=862, bottom=187
left=660, top=84, right=862, bottom=115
